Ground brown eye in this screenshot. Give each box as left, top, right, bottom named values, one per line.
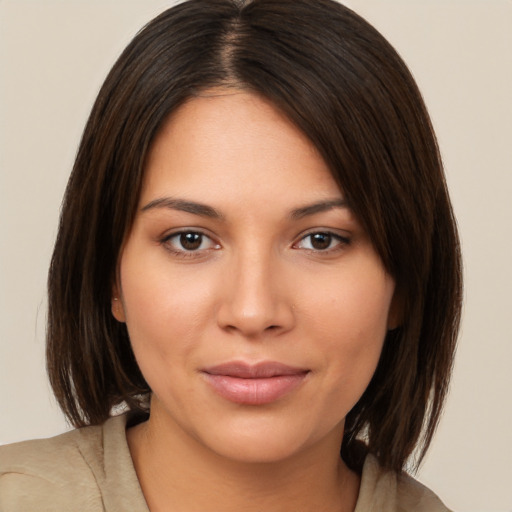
left=180, top=232, right=203, bottom=250
left=295, top=231, right=350, bottom=252
left=163, top=231, right=219, bottom=254
left=310, top=233, right=332, bottom=250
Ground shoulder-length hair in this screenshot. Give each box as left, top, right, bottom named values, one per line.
left=47, top=0, right=462, bottom=473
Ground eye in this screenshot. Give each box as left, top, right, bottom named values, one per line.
left=163, top=231, right=219, bottom=254
left=295, top=231, right=350, bottom=252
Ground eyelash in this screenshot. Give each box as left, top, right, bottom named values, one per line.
left=161, top=230, right=220, bottom=258
left=294, top=231, right=351, bottom=254
left=160, top=230, right=351, bottom=258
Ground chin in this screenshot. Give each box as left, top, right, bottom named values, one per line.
left=194, top=413, right=338, bottom=465
left=209, top=433, right=308, bottom=464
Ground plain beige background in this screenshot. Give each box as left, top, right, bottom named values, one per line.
left=1, top=1, right=511, bottom=510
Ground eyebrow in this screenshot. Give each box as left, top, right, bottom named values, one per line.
left=140, top=196, right=347, bottom=220
left=141, top=197, right=223, bottom=219
left=290, top=198, right=348, bottom=219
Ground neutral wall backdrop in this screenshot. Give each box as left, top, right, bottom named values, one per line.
left=1, top=1, right=511, bottom=510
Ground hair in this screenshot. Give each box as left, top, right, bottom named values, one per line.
left=47, top=0, right=462, bottom=473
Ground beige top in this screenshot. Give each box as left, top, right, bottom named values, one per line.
left=0, top=413, right=451, bottom=512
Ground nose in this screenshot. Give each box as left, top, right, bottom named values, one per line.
left=216, top=248, right=295, bottom=339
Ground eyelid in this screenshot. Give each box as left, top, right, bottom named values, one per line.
left=293, top=229, right=351, bottom=252
left=160, top=228, right=221, bottom=257
left=159, top=227, right=351, bottom=258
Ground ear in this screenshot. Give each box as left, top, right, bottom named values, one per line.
left=387, top=288, right=403, bottom=331
left=111, top=283, right=126, bottom=323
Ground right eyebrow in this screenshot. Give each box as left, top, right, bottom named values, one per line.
left=140, top=197, right=223, bottom=220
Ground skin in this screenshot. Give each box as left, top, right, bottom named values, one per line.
left=112, top=90, right=399, bottom=512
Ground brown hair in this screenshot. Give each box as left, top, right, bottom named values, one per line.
left=47, top=0, right=462, bottom=473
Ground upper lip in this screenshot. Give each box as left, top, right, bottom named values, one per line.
left=202, top=361, right=309, bottom=378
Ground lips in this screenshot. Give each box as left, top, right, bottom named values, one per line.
left=201, top=361, right=309, bottom=405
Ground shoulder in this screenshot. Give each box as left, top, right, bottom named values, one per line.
left=395, top=470, right=452, bottom=512
left=355, top=454, right=452, bottom=512
left=0, top=422, right=105, bottom=511
left=0, top=414, right=135, bottom=512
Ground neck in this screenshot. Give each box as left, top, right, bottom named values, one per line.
left=127, top=402, right=360, bottom=512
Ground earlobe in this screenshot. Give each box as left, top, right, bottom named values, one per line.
left=111, top=297, right=126, bottom=323
left=111, top=283, right=126, bottom=323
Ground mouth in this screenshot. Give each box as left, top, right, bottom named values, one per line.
left=201, top=361, right=310, bottom=405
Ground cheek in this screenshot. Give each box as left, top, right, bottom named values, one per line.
left=301, top=267, right=394, bottom=395
left=118, top=251, right=217, bottom=366
left=305, top=267, right=393, bottom=342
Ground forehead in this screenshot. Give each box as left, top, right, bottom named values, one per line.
left=140, top=90, right=343, bottom=211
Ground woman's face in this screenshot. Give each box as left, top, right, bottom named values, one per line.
left=114, top=90, right=398, bottom=463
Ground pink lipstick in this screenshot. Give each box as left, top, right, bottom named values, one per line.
left=201, top=361, right=309, bottom=405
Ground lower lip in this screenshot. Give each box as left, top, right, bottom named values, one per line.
left=202, top=373, right=308, bottom=405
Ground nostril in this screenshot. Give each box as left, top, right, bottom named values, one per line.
left=216, top=293, right=296, bottom=337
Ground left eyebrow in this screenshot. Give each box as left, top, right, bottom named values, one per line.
left=290, top=199, right=348, bottom=220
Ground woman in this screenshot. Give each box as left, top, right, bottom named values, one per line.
left=0, top=0, right=462, bottom=510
